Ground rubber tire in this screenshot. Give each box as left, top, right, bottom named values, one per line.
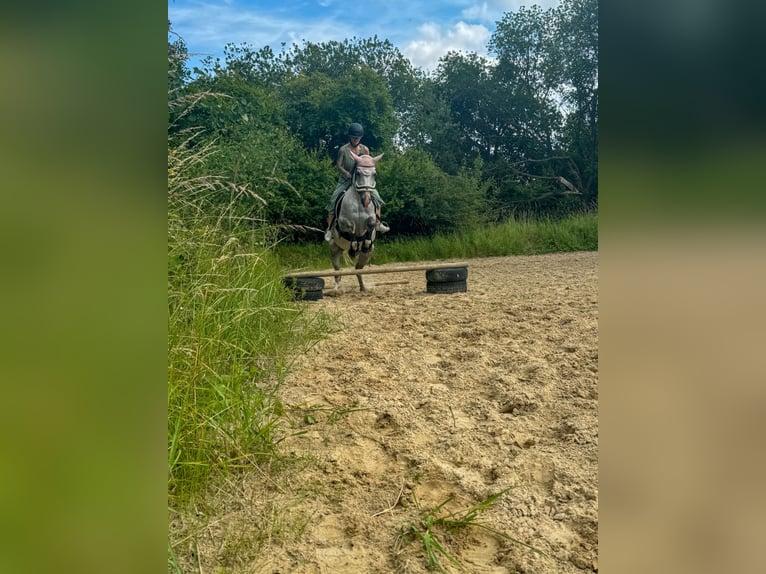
left=425, top=267, right=468, bottom=282
left=426, top=279, right=467, bottom=294
left=295, top=289, right=323, bottom=301
left=284, top=276, right=325, bottom=291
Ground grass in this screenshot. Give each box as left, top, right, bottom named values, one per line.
left=274, top=212, right=597, bottom=271
left=396, top=487, right=544, bottom=572
left=167, top=127, right=338, bottom=574
left=167, top=204, right=338, bottom=503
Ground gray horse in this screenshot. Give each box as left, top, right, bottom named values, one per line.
left=327, top=151, right=384, bottom=292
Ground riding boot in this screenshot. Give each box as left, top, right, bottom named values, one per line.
left=376, top=217, right=390, bottom=234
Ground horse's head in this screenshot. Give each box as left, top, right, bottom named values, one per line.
left=349, top=151, right=383, bottom=193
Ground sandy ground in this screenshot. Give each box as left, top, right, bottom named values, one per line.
left=246, top=251, right=598, bottom=573
left=179, top=252, right=597, bottom=573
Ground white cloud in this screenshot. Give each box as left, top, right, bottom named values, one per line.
left=403, top=21, right=492, bottom=72
left=461, top=3, right=493, bottom=22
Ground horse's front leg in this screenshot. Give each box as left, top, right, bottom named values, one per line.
left=330, top=243, right=343, bottom=288
left=355, top=249, right=374, bottom=292
left=355, top=220, right=376, bottom=292
left=355, top=260, right=366, bottom=292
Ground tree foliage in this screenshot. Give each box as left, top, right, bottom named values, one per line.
left=168, top=21, right=189, bottom=93
left=380, top=149, right=488, bottom=235
left=168, top=0, right=598, bottom=237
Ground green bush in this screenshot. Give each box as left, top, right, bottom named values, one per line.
left=379, top=149, right=489, bottom=235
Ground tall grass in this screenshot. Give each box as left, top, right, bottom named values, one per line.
left=275, top=212, right=597, bottom=270
left=168, top=134, right=333, bottom=506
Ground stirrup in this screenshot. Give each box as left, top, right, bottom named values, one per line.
left=376, top=220, right=390, bottom=234
left=324, top=228, right=333, bottom=242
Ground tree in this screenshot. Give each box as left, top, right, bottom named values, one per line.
left=489, top=5, right=564, bottom=162
left=283, top=37, right=421, bottom=126
left=219, top=43, right=291, bottom=88
left=478, top=2, right=598, bottom=212
left=431, top=52, right=499, bottom=169
left=168, top=21, right=189, bottom=92
left=400, top=77, right=464, bottom=169
left=555, top=0, right=598, bottom=204
left=279, top=67, right=397, bottom=155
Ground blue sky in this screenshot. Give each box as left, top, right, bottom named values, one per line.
left=168, top=0, right=560, bottom=74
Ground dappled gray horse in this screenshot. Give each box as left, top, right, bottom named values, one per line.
left=328, top=151, right=383, bottom=292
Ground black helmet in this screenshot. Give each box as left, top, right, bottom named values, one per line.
left=348, top=123, right=364, bottom=137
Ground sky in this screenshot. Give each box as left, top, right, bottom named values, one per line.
left=168, top=0, right=560, bottom=75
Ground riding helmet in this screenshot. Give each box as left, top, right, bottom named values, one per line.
left=348, top=123, right=364, bottom=137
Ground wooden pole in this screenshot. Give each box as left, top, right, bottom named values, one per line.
left=286, top=262, right=468, bottom=279
left=372, top=280, right=411, bottom=286
left=323, top=279, right=410, bottom=291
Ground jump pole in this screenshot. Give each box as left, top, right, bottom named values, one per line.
left=322, top=279, right=410, bottom=292
left=285, top=262, right=468, bottom=279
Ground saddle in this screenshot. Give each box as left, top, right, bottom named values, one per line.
left=332, top=189, right=345, bottom=221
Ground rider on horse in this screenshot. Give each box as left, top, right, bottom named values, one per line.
left=325, top=123, right=389, bottom=242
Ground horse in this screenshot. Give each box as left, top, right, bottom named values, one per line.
left=327, top=151, right=384, bottom=292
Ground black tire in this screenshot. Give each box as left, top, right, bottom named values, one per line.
left=426, top=279, right=467, bottom=294
left=425, top=267, right=468, bottom=282
left=284, top=276, right=325, bottom=291
left=295, top=289, right=323, bottom=301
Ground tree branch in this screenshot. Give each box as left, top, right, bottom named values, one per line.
left=508, top=155, right=570, bottom=166
left=508, top=165, right=581, bottom=195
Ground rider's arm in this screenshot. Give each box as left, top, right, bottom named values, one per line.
left=336, top=147, right=352, bottom=179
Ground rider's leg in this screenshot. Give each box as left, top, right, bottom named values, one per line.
left=374, top=203, right=390, bottom=234
left=371, top=191, right=388, bottom=231
left=370, top=191, right=389, bottom=233
left=325, top=212, right=335, bottom=242
left=376, top=218, right=390, bottom=233
left=326, top=181, right=347, bottom=241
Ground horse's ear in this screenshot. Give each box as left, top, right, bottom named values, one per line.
left=349, top=150, right=361, bottom=162
left=371, top=153, right=384, bottom=163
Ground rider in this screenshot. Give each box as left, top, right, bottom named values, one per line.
left=325, top=122, right=389, bottom=242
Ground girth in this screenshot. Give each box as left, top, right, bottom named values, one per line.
left=333, top=225, right=374, bottom=257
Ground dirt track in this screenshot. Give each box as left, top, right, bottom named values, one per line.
left=253, top=251, right=599, bottom=573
